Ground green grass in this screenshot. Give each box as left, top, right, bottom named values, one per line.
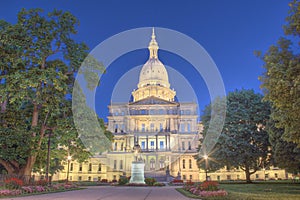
left=176, top=183, right=300, bottom=200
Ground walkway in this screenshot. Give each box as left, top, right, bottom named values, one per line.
left=4, top=186, right=194, bottom=200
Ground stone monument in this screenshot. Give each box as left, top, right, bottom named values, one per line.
left=129, top=143, right=145, bottom=184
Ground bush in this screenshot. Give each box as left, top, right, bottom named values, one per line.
left=101, top=179, right=108, bottom=183
left=171, top=179, right=184, bottom=185
left=153, top=182, right=165, bottom=186
left=172, top=179, right=184, bottom=183
left=35, top=179, right=48, bottom=186
left=145, top=177, right=156, bottom=186
left=4, top=178, right=23, bottom=189
left=118, top=177, right=129, bottom=185
left=200, top=181, right=219, bottom=191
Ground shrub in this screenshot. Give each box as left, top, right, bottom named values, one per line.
left=35, top=179, right=48, bottom=186
left=118, top=176, right=129, bottom=185
left=198, top=190, right=228, bottom=197
left=172, top=179, right=184, bottom=183
left=101, top=179, right=108, bottom=183
left=200, top=181, right=219, bottom=191
left=4, top=178, right=23, bottom=189
left=185, top=180, right=194, bottom=186
left=145, top=177, right=156, bottom=186
left=153, top=182, right=165, bottom=186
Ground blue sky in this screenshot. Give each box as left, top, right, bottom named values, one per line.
left=0, top=0, right=291, bottom=120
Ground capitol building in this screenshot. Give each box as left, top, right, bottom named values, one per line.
left=54, top=29, right=290, bottom=182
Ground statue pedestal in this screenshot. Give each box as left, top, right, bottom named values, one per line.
left=129, top=161, right=145, bottom=184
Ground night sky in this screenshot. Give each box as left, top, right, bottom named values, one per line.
left=0, top=0, right=290, bottom=121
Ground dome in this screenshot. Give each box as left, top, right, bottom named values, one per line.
left=138, top=58, right=170, bottom=88
left=137, top=28, right=170, bottom=88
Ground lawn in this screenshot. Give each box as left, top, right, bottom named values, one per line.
left=177, top=183, right=300, bottom=200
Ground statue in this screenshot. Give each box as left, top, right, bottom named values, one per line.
left=129, top=142, right=145, bottom=184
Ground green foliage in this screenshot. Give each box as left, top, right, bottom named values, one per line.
left=197, top=89, right=271, bottom=183
left=144, top=177, right=157, bottom=186
left=0, top=8, right=105, bottom=177
left=259, top=0, right=300, bottom=146
left=267, top=119, right=300, bottom=174
left=118, top=176, right=129, bottom=185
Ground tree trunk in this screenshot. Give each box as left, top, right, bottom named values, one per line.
left=18, top=104, right=40, bottom=183
left=245, top=165, right=252, bottom=183
left=32, top=104, right=39, bottom=127
left=0, top=159, right=16, bottom=174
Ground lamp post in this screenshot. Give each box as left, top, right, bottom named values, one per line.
left=203, top=155, right=208, bottom=181
left=66, top=156, right=72, bottom=183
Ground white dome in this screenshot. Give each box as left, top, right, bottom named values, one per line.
left=137, top=28, right=170, bottom=88
left=138, top=58, right=169, bottom=88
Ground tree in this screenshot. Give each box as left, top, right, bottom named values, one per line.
left=267, top=119, right=300, bottom=174
left=196, top=89, right=271, bottom=183
left=0, top=8, right=105, bottom=180
left=259, top=0, right=300, bottom=145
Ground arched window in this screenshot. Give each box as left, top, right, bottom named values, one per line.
left=159, top=158, right=165, bottom=170
left=150, top=158, right=155, bottom=170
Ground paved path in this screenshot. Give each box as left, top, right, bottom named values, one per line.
left=3, top=186, right=194, bottom=200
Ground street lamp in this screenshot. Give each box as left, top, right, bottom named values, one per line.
left=203, top=155, right=208, bottom=181
left=66, top=156, right=72, bottom=183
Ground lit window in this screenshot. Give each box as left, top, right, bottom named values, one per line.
left=181, top=124, right=185, bottom=132
left=160, top=141, right=164, bottom=149
left=141, top=141, right=145, bottom=149
left=187, top=123, right=191, bottom=132
left=141, top=124, right=145, bottom=132
left=150, top=141, right=154, bottom=147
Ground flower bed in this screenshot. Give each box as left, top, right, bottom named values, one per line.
left=183, top=181, right=228, bottom=197
left=169, top=179, right=184, bottom=186
left=0, top=182, right=79, bottom=197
